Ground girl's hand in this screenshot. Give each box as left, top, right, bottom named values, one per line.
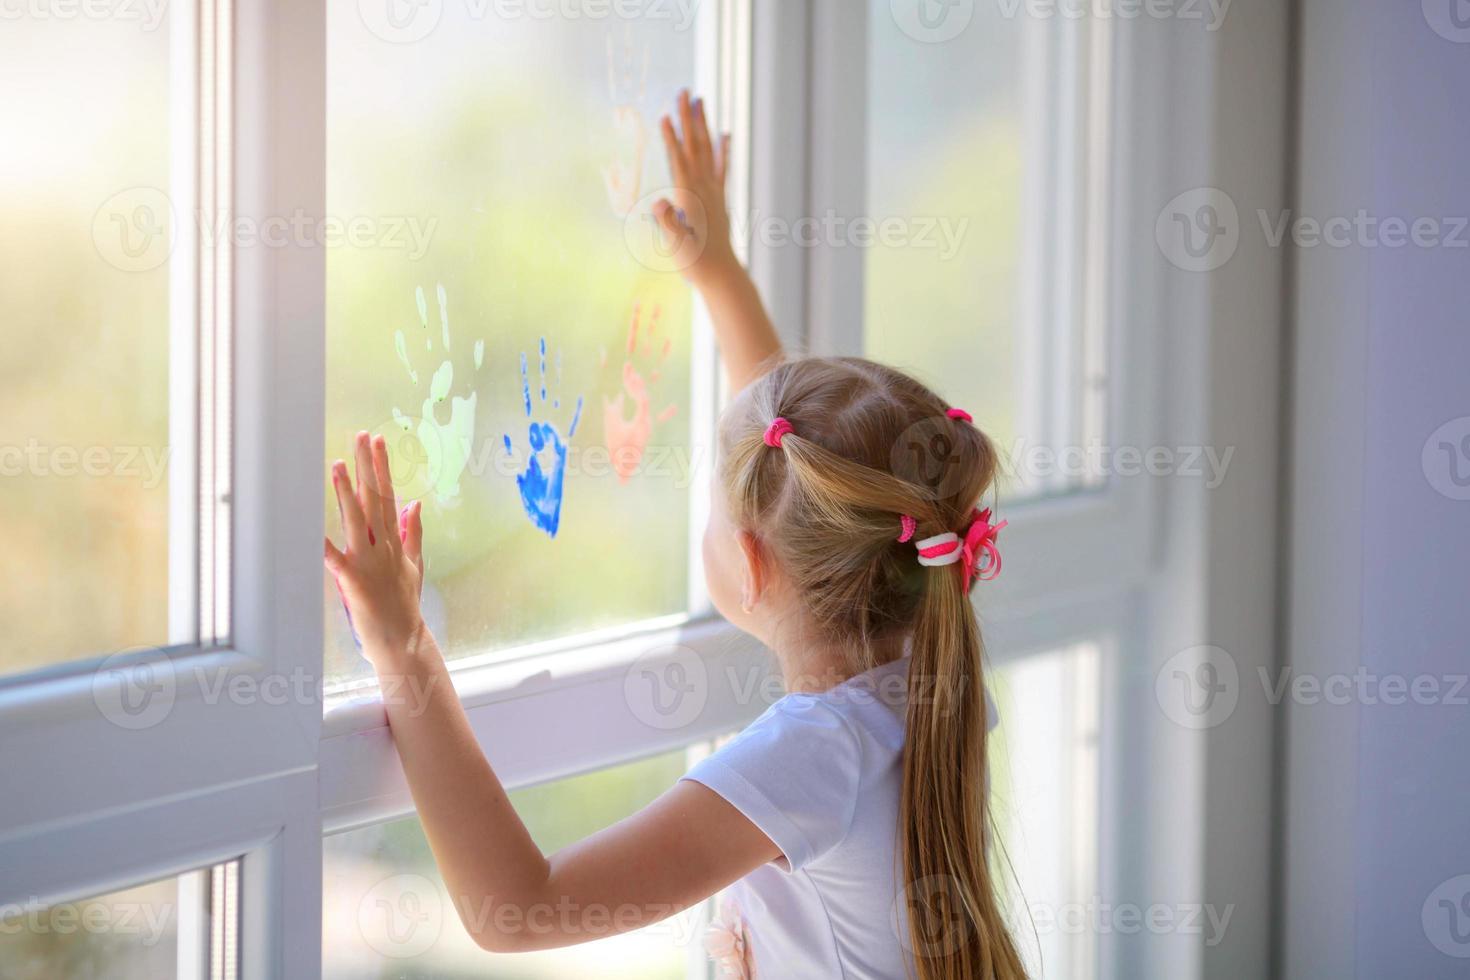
left=324, top=431, right=427, bottom=667
left=656, top=89, right=737, bottom=289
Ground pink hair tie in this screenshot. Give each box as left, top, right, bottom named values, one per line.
left=897, top=514, right=917, bottom=543
left=947, top=408, right=973, bottom=423
left=763, top=417, right=794, bottom=449
left=960, top=507, right=1008, bottom=588
left=914, top=507, right=1008, bottom=588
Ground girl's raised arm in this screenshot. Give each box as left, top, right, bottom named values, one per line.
left=326, top=433, right=780, bottom=952
left=653, top=90, right=783, bottom=393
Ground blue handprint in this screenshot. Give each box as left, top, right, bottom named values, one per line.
left=505, top=338, right=583, bottom=538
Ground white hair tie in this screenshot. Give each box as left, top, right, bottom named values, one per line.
left=915, top=532, right=963, bottom=567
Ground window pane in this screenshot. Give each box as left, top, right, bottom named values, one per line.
left=0, top=874, right=179, bottom=980
left=989, top=643, right=1102, bottom=979
left=0, top=17, right=172, bottom=675
left=323, top=749, right=698, bottom=978
left=325, top=6, right=703, bottom=686
left=866, top=3, right=1110, bottom=499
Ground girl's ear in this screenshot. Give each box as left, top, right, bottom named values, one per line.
left=736, top=530, right=766, bottom=614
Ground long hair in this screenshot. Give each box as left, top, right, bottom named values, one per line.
left=717, top=357, right=1028, bottom=980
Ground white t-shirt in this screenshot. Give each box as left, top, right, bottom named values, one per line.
left=681, top=656, right=998, bottom=980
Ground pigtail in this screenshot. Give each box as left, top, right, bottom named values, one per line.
left=901, top=565, right=1028, bottom=980
left=717, top=357, right=1028, bottom=980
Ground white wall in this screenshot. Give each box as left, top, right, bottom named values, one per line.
left=1284, top=1, right=1470, bottom=977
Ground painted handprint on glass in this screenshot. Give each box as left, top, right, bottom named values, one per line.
left=391, top=283, right=485, bottom=506
left=602, top=302, right=677, bottom=483
left=505, top=339, right=584, bottom=538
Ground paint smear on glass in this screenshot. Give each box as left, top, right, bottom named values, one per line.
left=602, top=29, right=650, bottom=218
left=393, top=286, right=481, bottom=504
left=506, top=338, right=583, bottom=538
left=603, top=302, right=678, bottom=483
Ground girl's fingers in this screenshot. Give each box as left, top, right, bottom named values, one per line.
left=324, top=537, right=347, bottom=575
left=332, top=460, right=371, bottom=553
left=370, top=435, right=399, bottom=551
left=716, top=133, right=731, bottom=185
left=653, top=199, right=688, bottom=250
left=353, top=432, right=381, bottom=546
left=689, top=95, right=714, bottom=172
left=402, top=501, right=424, bottom=573
left=677, top=90, right=700, bottom=167
left=660, top=115, right=688, bottom=185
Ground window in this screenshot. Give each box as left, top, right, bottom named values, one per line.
left=0, top=861, right=240, bottom=980
left=989, top=642, right=1103, bottom=980
left=0, top=13, right=173, bottom=675
left=324, top=3, right=713, bottom=687
left=323, top=749, right=700, bottom=978
left=865, top=0, right=1111, bottom=500
left=5, top=2, right=1212, bottom=978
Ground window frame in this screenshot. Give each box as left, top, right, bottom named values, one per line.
left=0, top=2, right=1284, bottom=978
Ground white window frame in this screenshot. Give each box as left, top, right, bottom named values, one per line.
left=1, top=2, right=1284, bottom=978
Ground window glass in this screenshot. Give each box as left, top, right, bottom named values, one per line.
left=0, top=15, right=172, bottom=676
left=326, top=4, right=703, bottom=685
left=0, top=874, right=180, bottom=980
left=323, top=748, right=697, bottom=978
left=989, top=642, right=1103, bottom=979
left=867, top=2, right=1110, bottom=500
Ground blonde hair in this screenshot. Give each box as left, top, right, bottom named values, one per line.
left=718, top=356, right=1028, bottom=980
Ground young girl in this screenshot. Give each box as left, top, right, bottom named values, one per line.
left=326, top=91, right=1027, bottom=980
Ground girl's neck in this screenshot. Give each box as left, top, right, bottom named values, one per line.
left=771, top=628, right=908, bottom=694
